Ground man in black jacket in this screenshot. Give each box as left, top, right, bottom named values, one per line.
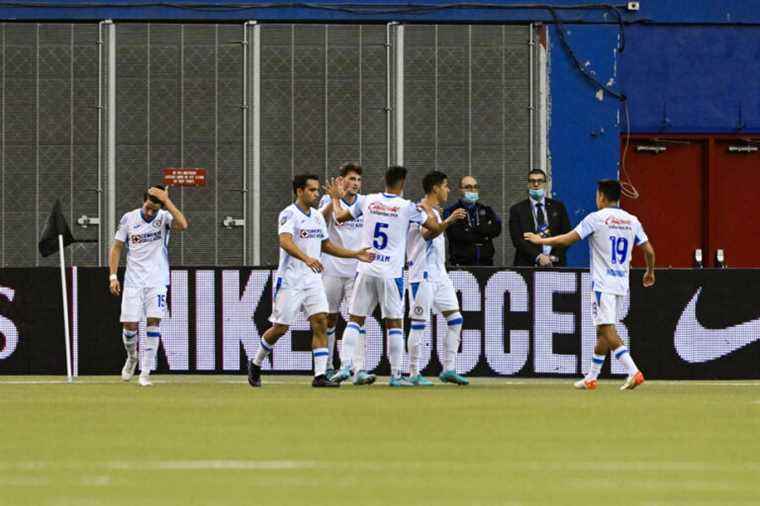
left=509, top=169, right=572, bottom=267
left=443, top=175, right=502, bottom=266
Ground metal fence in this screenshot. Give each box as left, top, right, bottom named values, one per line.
left=0, top=22, right=543, bottom=267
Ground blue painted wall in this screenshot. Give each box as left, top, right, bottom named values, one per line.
left=6, top=1, right=760, bottom=265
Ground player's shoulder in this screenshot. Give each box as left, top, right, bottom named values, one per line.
left=120, top=209, right=139, bottom=223
left=278, top=203, right=297, bottom=221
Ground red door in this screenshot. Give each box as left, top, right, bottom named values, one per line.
left=711, top=139, right=760, bottom=268
left=621, top=138, right=706, bottom=268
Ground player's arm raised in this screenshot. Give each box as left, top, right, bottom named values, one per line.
left=108, top=240, right=124, bottom=296
left=279, top=233, right=323, bottom=273
left=639, top=240, right=656, bottom=287
left=321, top=240, right=374, bottom=263
left=524, top=230, right=581, bottom=248
left=421, top=206, right=467, bottom=239
left=321, top=177, right=354, bottom=224
left=148, top=186, right=189, bottom=231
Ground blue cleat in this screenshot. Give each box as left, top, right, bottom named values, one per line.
left=388, top=375, right=415, bottom=387
left=329, top=366, right=352, bottom=384
left=325, top=368, right=336, bottom=380
left=353, top=370, right=377, bottom=386
left=438, top=370, right=469, bottom=386
left=409, top=374, right=434, bottom=386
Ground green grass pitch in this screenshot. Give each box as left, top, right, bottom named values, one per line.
left=1, top=376, right=759, bottom=505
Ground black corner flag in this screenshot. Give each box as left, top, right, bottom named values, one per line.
left=38, top=199, right=77, bottom=257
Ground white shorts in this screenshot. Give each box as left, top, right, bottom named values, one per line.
left=120, top=285, right=168, bottom=322
left=408, top=276, right=460, bottom=321
left=269, top=279, right=329, bottom=326
left=348, top=272, right=405, bottom=320
left=591, top=291, right=623, bottom=326
left=322, top=275, right=355, bottom=314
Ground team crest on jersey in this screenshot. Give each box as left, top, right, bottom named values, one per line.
left=368, top=201, right=400, bottom=217
left=414, top=306, right=424, bottom=316
left=152, top=217, right=163, bottom=229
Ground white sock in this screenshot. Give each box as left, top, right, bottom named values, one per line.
left=140, top=326, right=160, bottom=376
left=123, top=329, right=137, bottom=358
left=388, top=328, right=404, bottom=377
left=340, top=322, right=361, bottom=371
left=313, top=347, right=328, bottom=377
left=326, top=326, right=336, bottom=369
left=408, top=321, right=426, bottom=376
left=444, top=313, right=463, bottom=372
left=587, top=353, right=605, bottom=380
left=613, top=345, right=638, bottom=375
left=253, top=338, right=273, bottom=366
left=354, top=328, right=366, bottom=372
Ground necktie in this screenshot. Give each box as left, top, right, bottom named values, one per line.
left=535, top=203, right=547, bottom=234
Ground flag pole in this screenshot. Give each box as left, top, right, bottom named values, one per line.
left=58, top=234, right=73, bottom=383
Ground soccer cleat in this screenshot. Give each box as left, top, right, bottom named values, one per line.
left=409, top=374, right=434, bottom=386
left=247, top=360, right=261, bottom=388
left=438, top=370, right=469, bottom=386
left=138, top=374, right=153, bottom=387
left=312, top=375, right=340, bottom=388
left=388, top=376, right=414, bottom=387
left=620, top=371, right=645, bottom=391
left=325, top=368, right=336, bottom=380
left=121, top=355, right=138, bottom=381
left=352, top=370, right=377, bottom=386
left=574, top=378, right=598, bottom=390
left=329, top=366, right=352, bottom=384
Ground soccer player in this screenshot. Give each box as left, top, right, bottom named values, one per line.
left=317, top=163, right=375, bottom=385
left=524, top=179, right=655, bottom=391
left=406, top=171, right=469, bottom=386
left=328, top=166, right=466, bottom=387
left=109, top=185, right=189, bottom=387
left=247, top=174, right=373, bottom=388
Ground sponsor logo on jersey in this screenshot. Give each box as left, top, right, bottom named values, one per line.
left=299, top=228, right=324, bottom=240
left=130, top=231, right=163, bottom=244
left=368, top=202, right=400, bottom=217
left=604, top=216, right=632, bottom=230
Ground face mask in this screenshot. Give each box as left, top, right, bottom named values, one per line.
left=463, top=192, right=479, bottom=204
left=529, top=188, right=545, bottom=201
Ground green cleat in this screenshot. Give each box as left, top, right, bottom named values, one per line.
left=408, top=374, right=434, bottom=386
left=352, top=370, right=377, bottom=386
left=329, top=366, right=352, bottom=384
left=325, top=368, right=336, bottom=380
left=439, top=370, right=469, bottom=386
left=388, top=375, right=415, bottom=387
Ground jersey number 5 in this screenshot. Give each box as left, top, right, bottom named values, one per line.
left=373, top=222, right=389, bottom=250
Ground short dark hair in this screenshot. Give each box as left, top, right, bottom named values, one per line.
left=422, top=171, right=448, bottom=194
left=597, top=179, right=622, bottom=202
left=339, top=162, right=362, bottom=177
left=528, top=169, right=547, bottom=181
left=293, top=174, right=319, bottom=195
left=385, top=165, right=407, bottom=188
left=143, top=184, right=166, bottom=207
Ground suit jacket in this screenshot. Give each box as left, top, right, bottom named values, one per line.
left=509, top=198, right=572, bottom=267
left=443, top=199, right=502, bottom=266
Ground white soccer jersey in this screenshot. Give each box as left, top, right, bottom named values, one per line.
left=318, top=194, right=364, bottom=278
left=350, top=192, right=426, bottom=279
left=275, top=203, right=328, bottom=289
left=115, top=209, right=174, bottom=289
left=574, top=206, right=648, bottom=296
left=407, top=207, right=446, bottom=282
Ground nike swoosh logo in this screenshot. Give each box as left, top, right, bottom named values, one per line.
left=674, top=288, right=760, bottom=363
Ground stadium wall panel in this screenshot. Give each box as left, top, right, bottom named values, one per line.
left=1, top=267, right=758, bottom=379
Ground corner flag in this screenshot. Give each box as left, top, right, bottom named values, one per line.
left=38, top=199, right=77, bottom=257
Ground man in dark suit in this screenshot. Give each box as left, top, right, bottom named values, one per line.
left=509, top=169, right=572, bottom=267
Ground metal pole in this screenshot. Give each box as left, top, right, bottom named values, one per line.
left=385, top=22, right=394, bottom=168
left=394, top=23, right=404, bottom=166
left=537, top=25, right=548, bottom=176
left=251, top=21, right=261, bottom=265
left=528, top=23, right=535, bottom=170
left=106, top=20, right=116, bottom=253
left=96, top=21, right=106, bottom=265
left=59, top=235, right=73, bottom=383
left=35, top=24, right=39, bottom=266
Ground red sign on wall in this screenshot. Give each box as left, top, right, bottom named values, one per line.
left=163, top=168, right=206, bottom=187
